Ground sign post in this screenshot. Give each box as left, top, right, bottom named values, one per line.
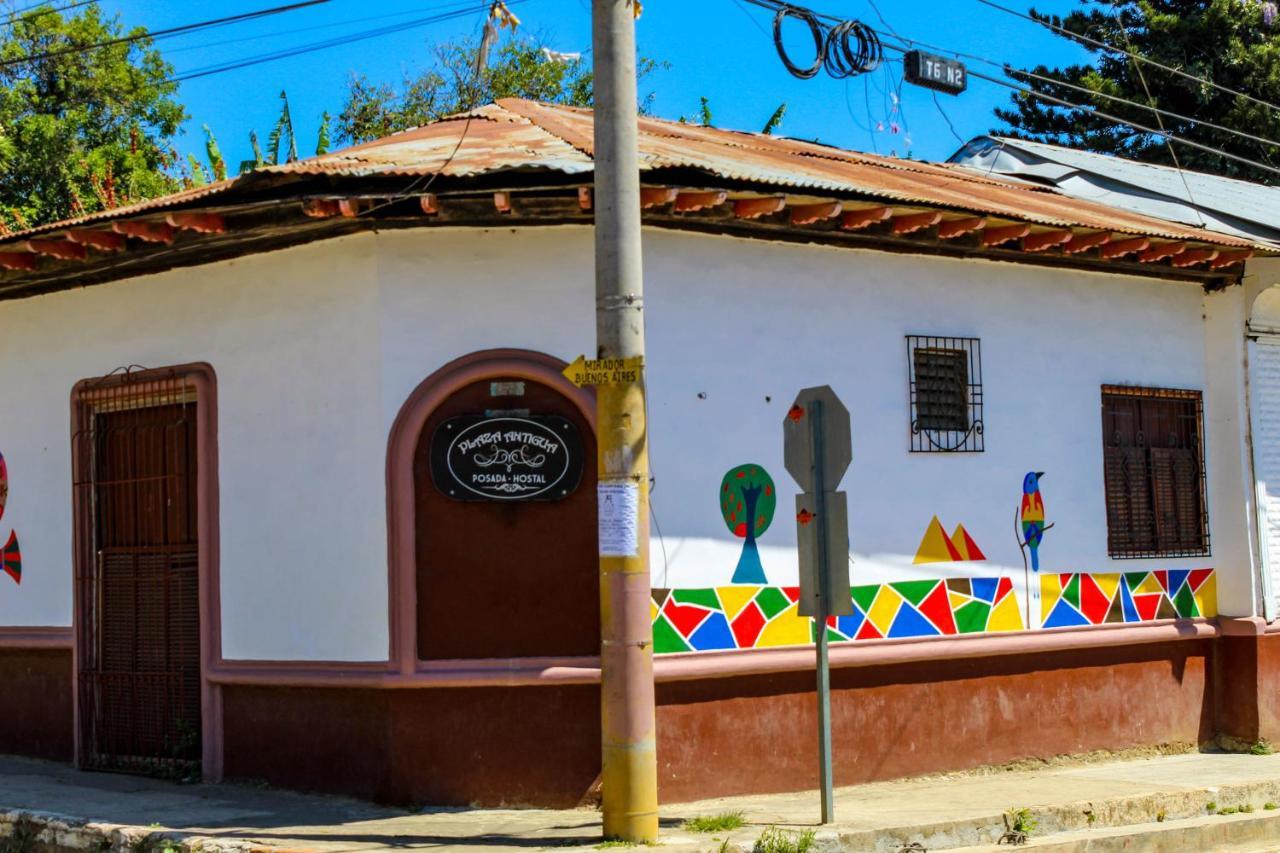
left=784, top=386, right=852, bottom=825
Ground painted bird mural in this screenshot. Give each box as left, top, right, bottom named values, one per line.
left=1016, top=471, right=1053, bottom=629
left=1019, top=471, right=1049, bottom=572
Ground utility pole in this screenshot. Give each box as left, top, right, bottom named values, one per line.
left=592, top=0, right=658, bottom=843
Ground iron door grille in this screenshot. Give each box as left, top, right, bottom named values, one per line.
left=1101, top=386, right=1209, bottom=558
left=73, top=371, right=201, bottom=778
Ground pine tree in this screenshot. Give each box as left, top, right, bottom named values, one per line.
left=995, top=0, right=1280, bottom=182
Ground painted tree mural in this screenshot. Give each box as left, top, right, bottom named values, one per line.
left=720, top=464, right=777, bottom=584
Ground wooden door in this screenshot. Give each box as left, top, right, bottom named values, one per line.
left=76, top=398, right=201, bottom=777
left=413, top=377, right=598, bottom=660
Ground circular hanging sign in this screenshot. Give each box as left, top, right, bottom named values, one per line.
left=430, top=415, right=584, bottom=502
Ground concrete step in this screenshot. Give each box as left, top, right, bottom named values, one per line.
left=948, top=809, right=1280, bottom=852
left=663, top=779, right=1280, bottom=852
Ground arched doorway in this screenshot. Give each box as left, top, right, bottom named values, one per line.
left=411, top=355, right=599, bottom=661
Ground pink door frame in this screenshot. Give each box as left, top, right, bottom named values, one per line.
left=384, top=348, right=597, bottom=673
left=69, top=364, right=223, bottom=780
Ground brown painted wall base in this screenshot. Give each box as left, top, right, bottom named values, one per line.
left=13, top=634, right=1280, bottom=807
left=0, top=649, right=73, bottom=762
left=657, top=639, right=1215, bottom=802
left=220, top=639, right=1220, bottom=808
left=221, top=684, right=602, bottom=807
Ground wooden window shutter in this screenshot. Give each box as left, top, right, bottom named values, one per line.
left=1151, top=447, right=1204, bottom=551
left=1104, top=445, right=1154, bottom=553
left=1101, top=386, right=1208, bottom=558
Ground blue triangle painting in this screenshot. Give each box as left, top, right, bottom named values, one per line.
left=836, top=610, right=865, bottom=639
left=731, top=539, right=767, bottom=584
left=1167, top=569, right=1190, bottom=597
left=1043, top=599, right=1091, bottom=629
left=1120, top=577, right=1139, bottom=623
left=688, top=612, right=737, bottom=651
left=972, top=577, right=999, bottom=603
left=888, top=603, right=941, bottom=638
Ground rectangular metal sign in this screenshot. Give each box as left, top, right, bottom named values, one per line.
left=796, top=491, right=853, bottom=618
left=903, top=50, right=967, bottom=95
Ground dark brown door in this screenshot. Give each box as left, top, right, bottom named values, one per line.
left=76, top=400, right=201, bottom=777
left=414, top=377, right=598, bottom=660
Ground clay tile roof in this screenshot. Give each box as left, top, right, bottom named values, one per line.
left=1, top=98, right=1267, bottom=251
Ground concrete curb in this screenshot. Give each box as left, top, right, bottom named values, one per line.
left=0, top=809, right=301, bottom=853
left=948, top=809, right=1280, bottom=852
left=663, top=776, right=1280, bottom=852
left=6, top=772, right=1280, bottom=852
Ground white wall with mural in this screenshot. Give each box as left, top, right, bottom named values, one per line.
left=639, top=231, right=1229, bottom=651
left=0, top=225, right=1249, bottom=660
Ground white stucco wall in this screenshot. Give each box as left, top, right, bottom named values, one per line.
left=0, top=236, right=389, bottom=659
left=0, top=225, right=1255, bottom=659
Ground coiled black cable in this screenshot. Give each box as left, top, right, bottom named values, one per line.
left=823, top=19, right=882, bottom=78
left=770, top=4, right=824, bottom=79
left=765, top=0, right=882, bottom=80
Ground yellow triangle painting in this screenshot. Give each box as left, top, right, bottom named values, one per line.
left=950, top=524, right=987, bottom=561
left=913, top=515, right=963, bottom=564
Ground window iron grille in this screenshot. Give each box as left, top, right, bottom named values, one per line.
left=1101, top=385, right=1209, bottom=559
left=907, top=335, right=984, bottom=452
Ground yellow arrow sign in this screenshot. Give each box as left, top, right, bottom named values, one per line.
left=563, top=354, right=644, bottom=387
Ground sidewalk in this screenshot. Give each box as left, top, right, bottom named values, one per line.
left=4, top=750, right=1280, bottom=851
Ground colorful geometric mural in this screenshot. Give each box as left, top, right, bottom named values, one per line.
left=0, top=452, right=18, bottom=586
left=1, top=531, right=18, bottom=585
left=1041, top=569, right=1217, bottom=628
left=651, top=577, right=1024, bottom=654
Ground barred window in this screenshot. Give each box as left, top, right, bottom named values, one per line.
left=1101, top=386, right=1209, bottom=558
left=907, top=336, right=983, bottom=452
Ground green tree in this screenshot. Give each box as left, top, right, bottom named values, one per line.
left=995, top=0, right=1280, bottom=182
left=0, top=3, right=185, bottom=228
left=336, top=35, right=663, bottom=145
left=720, top=464, right=777, bottom=584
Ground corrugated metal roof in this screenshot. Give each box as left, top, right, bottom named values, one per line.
left=1, top=100, right=1266, bottom=250
left=949, top=136, right=1280, bottom=244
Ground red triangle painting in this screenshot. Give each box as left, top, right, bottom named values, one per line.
left=1188, top=568, right=1213, bottom=592
left=855, top=618, right=883, bottom=640
left=918, top=582, right=958, bottom=635
left=1079, top=573, right=1111, bottom=625
left=1134, top=593, right=1162, bottom=622
left=663, top=600, right=710, bottom=637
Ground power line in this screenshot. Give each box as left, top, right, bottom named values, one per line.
left=2, top=0, right=98, bottom=28
left=169, top=2, right=506, bottom=83
left=865, top=26, right=1280, bottom=156
left=975, top=0, right=1280, bottom=119
left=0, top=0, right=330, bottom=69
left=729, top=0, right=1280, bottom=177
left=161, top=1, right=484, bottom=57
left=961, top=62, right=1280, bottom=178
left=876, top=28, right=1280, bottom=175
left=1106, top=0, right=1206, bottom=226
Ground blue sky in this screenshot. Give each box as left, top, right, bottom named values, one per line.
left=94, top=0, right=1093, bottom=169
